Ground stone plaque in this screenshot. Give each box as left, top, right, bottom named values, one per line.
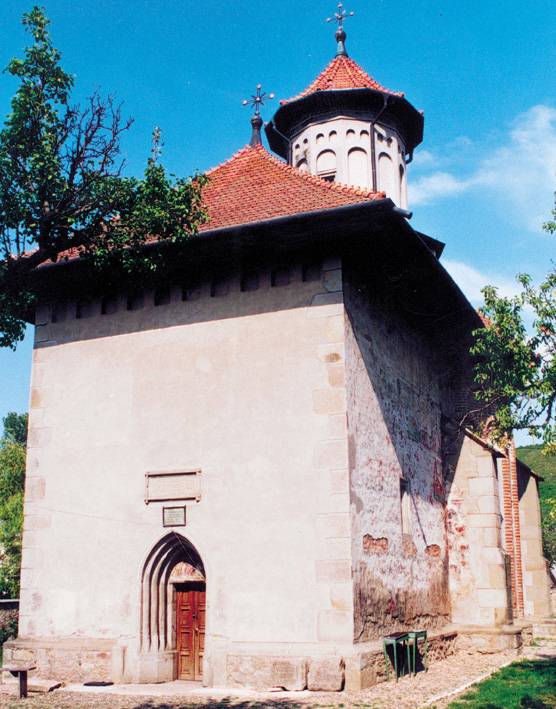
left=162, top=506, right=186, bottom=527
left=145, top=470, right=201, bottom=504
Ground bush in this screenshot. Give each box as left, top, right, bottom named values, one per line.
left=0, top=609, right=18, bottom=646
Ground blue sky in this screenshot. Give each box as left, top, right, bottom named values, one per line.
left=1, top=0, right=555, bottom=434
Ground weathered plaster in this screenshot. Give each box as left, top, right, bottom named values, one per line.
left=343, top=262, right=449, bottom=642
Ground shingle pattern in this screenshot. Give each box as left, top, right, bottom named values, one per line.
left=281, top=55, right=403, bottom=105
left=199, top=143, right=382, bottom=231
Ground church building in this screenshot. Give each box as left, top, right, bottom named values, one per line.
left=3, top=5, right=551, bottom=692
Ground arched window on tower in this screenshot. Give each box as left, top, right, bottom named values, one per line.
left=316, top=150, right=337, bottom=182
left=348, top=148, right=369, bottom=189
left=296, top=159, right=309, bottom=172
left=378, top=153, right=398, bottom=203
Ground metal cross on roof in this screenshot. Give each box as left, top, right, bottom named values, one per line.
left=242, top=84, right=275, bottom=117
left=326, top=2, right=355, bottom=31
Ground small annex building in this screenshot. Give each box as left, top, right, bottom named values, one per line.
left=3, top=14, right=552, bottom=692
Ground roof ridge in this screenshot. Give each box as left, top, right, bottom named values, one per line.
left=205, top=145, right=253, bottom=176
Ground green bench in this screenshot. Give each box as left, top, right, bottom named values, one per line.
left=383, top=630, right=428, bottom=680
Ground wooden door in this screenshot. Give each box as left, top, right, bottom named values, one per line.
left=175, top=582, right=206, bottom=681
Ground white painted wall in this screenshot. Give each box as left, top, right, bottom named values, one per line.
left=290, top=118, right=408, bottom=208
left=19, top=261, right=354, bottom=684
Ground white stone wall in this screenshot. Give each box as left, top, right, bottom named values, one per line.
left=518, top=470, right=551, bottom=618
left=290, top=117, right=408, bottom=208
left=20, top=259, right=355, bottom=684
left=446, top=437, right=510, bottom=627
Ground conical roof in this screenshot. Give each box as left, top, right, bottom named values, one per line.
left=281, top=54, right=403, bottom=105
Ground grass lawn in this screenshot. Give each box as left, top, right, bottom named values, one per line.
left=447, top=658, right=556, bottom=708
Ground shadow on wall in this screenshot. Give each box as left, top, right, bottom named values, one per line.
left=343, top=251, right=476, bottom=641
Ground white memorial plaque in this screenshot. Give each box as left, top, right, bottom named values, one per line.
left=145, top=470, right=201, bottom=504
left=162, top=506, right=187, bottom=527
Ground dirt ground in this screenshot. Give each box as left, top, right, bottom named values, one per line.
left=1, top=645, right=553, bottom=709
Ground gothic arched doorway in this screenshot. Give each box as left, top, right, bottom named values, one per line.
left=140, top=533, right=206, bottom=682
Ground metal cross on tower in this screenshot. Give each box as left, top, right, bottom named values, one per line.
left=326, top=2, right=355, bottom=57
left=326, top=2, right=355, bottom=31
left=242, top=84, right=275, bottom=117
left=242, top=84, right=274, bottom=147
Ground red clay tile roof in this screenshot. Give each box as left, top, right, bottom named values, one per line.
left=34, top=144, right=382, bottom=267
left=199, top=143, right=383, bottom=231
left=281, top=55, right=403, bottom=105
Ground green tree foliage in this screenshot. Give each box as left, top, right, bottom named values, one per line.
left=472, top=196, right=556, bottom=449
left=0, top=7, right=207, bottom=350
left=518, top=445, right=556, bottom=564
left=2, top=412, right=27, bottom=445
left=473, top=197, right=556, bottom=562
left=0, top=413, right=27, bottom=598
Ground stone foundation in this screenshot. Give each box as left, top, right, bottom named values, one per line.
left=223, top=630, right=458, bottom=692
left=455, top=624, right=531, bottom=654
left=2, top=637, right=116, bottom=683
left=4, top=626, right=527, bottom=691
left=344, top=629, right=458, bottom=690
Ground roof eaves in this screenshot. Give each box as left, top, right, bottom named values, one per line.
left=464, top=429, right=505, bottom=458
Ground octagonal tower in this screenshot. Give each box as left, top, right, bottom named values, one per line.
left=266, top=18, right=423, bottom=208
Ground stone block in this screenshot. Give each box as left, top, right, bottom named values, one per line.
left=326, top=414, right=348, bottom=440
left=270, top=658, right=307, bottom=690
left=476, top=457, right=496, bottom=477
left=323, top=269, right=342, bottom=293
left=26, top=477, right=46, bottom=502
left=315, top=560, right=351, bottom=583
left=327, top=364, right=346, bottom=387
left=482, top=527, right=502, bottom=546
left=30, top=388, right=43, bottom=409
left=326, top=538, right=352, bottom=560
left=307, top=656, right=345, bottom=691
left=308, top=292, right=343, bottom=311
left=227, top=655, right=307, bottom=691
left=325, top=315, right=345, bottom=343
left=466, top=513, right=501, bottom=529
left=314, top=440, right=349, bottom=469
left=330, top=583, right=353, bottom=612
left=330, top=468, right=349, bottom=494
left=27, top=427, right=52, bottom=449
left=316, top=513, right=350, bottom=538
left=478, top=496, right=501, bottom=514
left=317, top=610, right=352, bottom=641
left=488, top=565, right=508, bottom=589
left=468, top=477, right=497, bottom=497
left=477, top=588, right=508, bottom=608
left=317, top=343, right=345, bottom=363
left=322, top=257, right=341, bottom=271
left=24, top=514, right=52, bottom=530
left=12, top=648, right=36, bottom=663
left=313, top=388, right=347, bottom=414
left=320, top=492, right=350, bottom=513
left=482, top=547, right=505, bottom=565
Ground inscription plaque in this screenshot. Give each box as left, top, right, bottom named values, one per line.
left=162, top=506, right=187, bottom=527
left=145, top=470, right=201, bottom=504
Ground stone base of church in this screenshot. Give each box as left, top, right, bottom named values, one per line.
left=343, top=629, right=459, bottom=690
left=213, top=628, right=460, bottom=691
left=136, top=651, right=176, bottom=684
left=455, top=622, right=533, bottom=654
left=2, top=625, right=530, bottom=691
left=2, top=637, right=116, bottom=683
